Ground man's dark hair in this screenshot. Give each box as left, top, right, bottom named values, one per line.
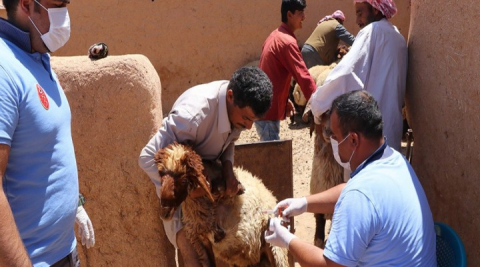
left=3, top=0, right=42, bottom=18
left=228, top=66, right=273, bottom=118
left=3, top=0, right=19, bottom=17
left=281, top=0, right=306, bottom=23
left=329, top=90, right=383, bottom=140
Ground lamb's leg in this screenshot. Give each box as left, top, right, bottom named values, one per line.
left=314, top=213, right=326, bottom=249
left=188, top=235, right=216, bottom=267
left=324, top=216, right=333, bottom=244
left=201, top=237, right=216, bottom=267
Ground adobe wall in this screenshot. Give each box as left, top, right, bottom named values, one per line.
left=51, top=55, right=174, bottom=266
left=406, top=0, right=480, bottom=264
left=0, top=4, right=5, bottom=19
left=52, top=0, right=410, bottom=114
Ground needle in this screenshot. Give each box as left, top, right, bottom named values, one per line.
left=262, top=209, right=275, bottom=214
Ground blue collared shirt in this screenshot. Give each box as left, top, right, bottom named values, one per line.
left=0, top=18, right=78, bottom=266
left=350, top=137, right=388, bottom=178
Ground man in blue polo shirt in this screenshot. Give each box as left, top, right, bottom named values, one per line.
left=0, top=0, right=94, bottom=266
left=265, top=90, right=436, bottom=266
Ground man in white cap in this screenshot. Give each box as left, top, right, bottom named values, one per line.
left=309, top=0, right=407, bottom=153
left=301, top=10, right=356, bottom=68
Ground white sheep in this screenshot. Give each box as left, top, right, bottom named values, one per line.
left=292, top=63, right=337, bottom=107
left=292, top=45, right=349, bottom=110
left=154, top=142, right=289, bottom=267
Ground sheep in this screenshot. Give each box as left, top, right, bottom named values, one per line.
left=307, top=112, right=344, bottom=248
left=154, top=142, right=289, bottom=267
left=292, top=63, right=337, bottom=108
left=291, top=45, right=349, bottom=111
left=298, top=65, right=344, bottom=248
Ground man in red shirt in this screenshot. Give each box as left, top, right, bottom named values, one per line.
left=256, top=0, right=316, bottom=141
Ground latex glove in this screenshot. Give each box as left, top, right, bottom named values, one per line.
left=274, top=197, right=308, bottom=219
left=265, top=217, right=297, bottom=248
left=75, top=206, right=95, bottom=248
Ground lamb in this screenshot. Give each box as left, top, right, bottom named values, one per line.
left=308, top=113, right=344, bottom=248
left=297, top=65, right=344, bottom=248
left=291, top=45, right=349, bottom=111
left=154, top=142, right=289, bottom=267
left=292, top=63, right=337, bottom=108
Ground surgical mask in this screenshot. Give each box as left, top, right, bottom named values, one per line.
left=330, top=133, right=356, bottom=171
left=29, top=0, right=71, bottom=52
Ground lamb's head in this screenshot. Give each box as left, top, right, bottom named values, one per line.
left=336, top=45, right=350, bottom=60
left=154, top=142, right=214, bottom=220
left=302, top=103, right=331, bottom=144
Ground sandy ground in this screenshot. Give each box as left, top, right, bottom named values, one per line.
left=237, top=114, right=316, bottom=266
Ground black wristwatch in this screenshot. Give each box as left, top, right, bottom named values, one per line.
left=78, top=194, right=85, bottom=207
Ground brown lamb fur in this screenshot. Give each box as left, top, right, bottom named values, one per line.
left=308, top=114, right=344, bottom=248
left=299, top=60, right=346, bottom=248
left=155, top=142, right=289, bottom=267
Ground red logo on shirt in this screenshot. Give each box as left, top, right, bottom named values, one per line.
left=36, top=84, right=49, bottom=110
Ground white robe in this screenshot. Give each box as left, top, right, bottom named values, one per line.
left=310, top=19, right=408, bottom=151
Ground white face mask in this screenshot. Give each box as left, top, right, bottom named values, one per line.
left=29, top=0, right=71, bottom=52
left=330, top=133, right=356, bottom=171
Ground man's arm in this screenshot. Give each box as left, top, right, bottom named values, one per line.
left=335, top=24, right=355, bottom=46
left=310, top=27, right=373, bottom=124
left=138, top=111, right=198, bottom=197
left=306, top=183, right=346, bottom=214
left=265, top=218, right=344, bottom=267
left=283, top=43, right=317, bottom=101
left=0, top=144, right=32, bottom=266
left=288, top=238, right=345, bottom=267
left=220, top=143, right=240, bottom=197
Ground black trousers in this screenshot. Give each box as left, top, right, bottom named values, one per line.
left=51, top=248, right=80, bottom=267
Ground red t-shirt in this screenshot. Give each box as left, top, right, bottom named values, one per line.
left=259, top=23, right=316, bottom=120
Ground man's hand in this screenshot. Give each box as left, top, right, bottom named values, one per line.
left=286, top=99, right=296, bottom=118
left=225, top=172, right=242, bottom=197
left=274, top=197, right=308, bottom=219
left=75, top=206, right=95, bottom=248
left=222, top=160, right=244, bottom=197
left=265, top=217, right=297, bottom=248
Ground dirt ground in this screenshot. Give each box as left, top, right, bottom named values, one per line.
left=237, top=114, right=316, bottom=266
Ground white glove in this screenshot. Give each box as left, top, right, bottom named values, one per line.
left=274, top=197, right=308, bottom=219
left=75, top=206, right=95, bottom=248
left=264, top=218, right=297, bottom=248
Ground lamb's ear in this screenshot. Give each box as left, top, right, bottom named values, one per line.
left=184, top=150, right=214, bottom=202
left=154, top=148, right=167, bottom=172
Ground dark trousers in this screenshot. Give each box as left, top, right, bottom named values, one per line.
left=51, top=248, right=80, bottom=267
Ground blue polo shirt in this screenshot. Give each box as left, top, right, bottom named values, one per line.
left=324, top=144, right=437, bottom=266
left=0, top=18, right=78, bottom=266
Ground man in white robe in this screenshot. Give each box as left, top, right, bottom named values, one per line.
left=310, top=0, right=407, bottom=152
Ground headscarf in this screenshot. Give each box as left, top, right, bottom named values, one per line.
left=354, top=0, right=397, bottom=19
left=317, top=10, right=346, bottom=25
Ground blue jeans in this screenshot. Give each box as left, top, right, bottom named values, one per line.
left=254, top=120, right=280, bottom=141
